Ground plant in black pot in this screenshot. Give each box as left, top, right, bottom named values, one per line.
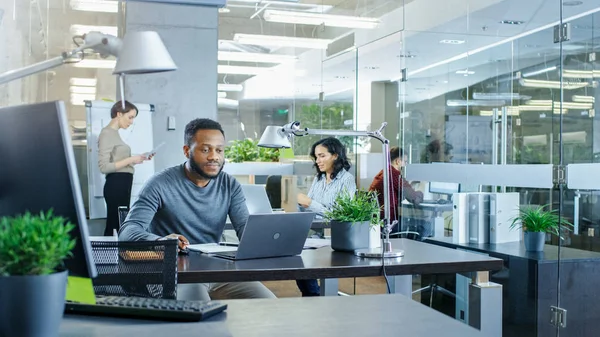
left=0, top=210, right=76, bottom=337
left=325, top=190, right=381, bottom=252
left=510, top=204, right=573, bottom=252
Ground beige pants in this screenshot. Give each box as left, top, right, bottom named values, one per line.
left=177, top=282, right=276, bottom=301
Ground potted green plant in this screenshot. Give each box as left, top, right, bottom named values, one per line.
left=510, top=204, right=573, bottom=252
left=225, top=139, right=280, bottom=163
left=0, top=210, right=76, bottom=337
left=325, top=190, right=381, bottom=252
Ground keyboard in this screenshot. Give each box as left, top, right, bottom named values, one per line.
left=65, top=296, right=227, bottom=322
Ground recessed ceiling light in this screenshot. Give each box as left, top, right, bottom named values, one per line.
left=439, top=39, right=465, bottom=45
left=456, top=69, right=475, bottom=75
left=563, top=1, right=583, bottom=6
left=500, top=20, right=525, bottom=25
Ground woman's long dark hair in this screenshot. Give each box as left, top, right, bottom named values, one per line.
left=310, top=137, right=351, bottom=181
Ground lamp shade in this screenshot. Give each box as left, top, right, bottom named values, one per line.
left=258, top=126, right=292, bottom=148
left=113, top=31, right=177, bottom=74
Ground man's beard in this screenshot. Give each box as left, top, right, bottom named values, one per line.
left=189, top=153, right=224, bottom=180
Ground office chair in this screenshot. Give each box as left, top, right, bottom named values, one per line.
left=91, top=240, right=179, bottom=299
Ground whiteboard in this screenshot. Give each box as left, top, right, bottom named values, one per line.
left=86, top=101, right=156, bottom=219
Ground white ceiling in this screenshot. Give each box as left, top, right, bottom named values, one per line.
left=217, top=0, right=600, bottom=103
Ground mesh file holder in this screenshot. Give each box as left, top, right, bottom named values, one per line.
left=90, top=240, right=178, bottom=300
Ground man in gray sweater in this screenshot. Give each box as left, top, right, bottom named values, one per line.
left=119, top=118, right=275, bottom=301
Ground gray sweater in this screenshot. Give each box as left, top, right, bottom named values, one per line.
left=119, top=164, right=248, bottom=244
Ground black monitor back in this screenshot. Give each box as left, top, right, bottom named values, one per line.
left=0, top=101, right=97, bottom=278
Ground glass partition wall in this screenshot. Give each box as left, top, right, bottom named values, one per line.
left=399, top=1, right=600, bottom=336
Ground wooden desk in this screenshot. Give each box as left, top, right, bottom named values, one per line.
left=60, top=294, right=486, bottom=337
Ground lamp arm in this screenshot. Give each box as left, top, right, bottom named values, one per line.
left=0, top=56, right=66, bottom=85
left=0, top=32, right=117, bottom=85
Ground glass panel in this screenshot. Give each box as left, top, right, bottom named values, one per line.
left=395, top=1, right=600, bottom=336
left=0, top=0, right=119, bottom=216
left=558, top=5, right=600, bottom=337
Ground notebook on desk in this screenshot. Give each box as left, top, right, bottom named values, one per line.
left=191, top=212, right=315, bottom=260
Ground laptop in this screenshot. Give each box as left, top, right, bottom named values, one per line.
left=241, top=184, right=273, bottom=214
left=192, top=212, right=315, bottom=260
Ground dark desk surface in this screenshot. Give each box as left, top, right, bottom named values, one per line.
left=60, top=294, right=485, bottom=337
left=177, top=238, right=503, bottom=283
left=427, top=237, right=600, bottom=263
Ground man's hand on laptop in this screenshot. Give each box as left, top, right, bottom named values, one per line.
left=159, top=233, right=189, bottom=251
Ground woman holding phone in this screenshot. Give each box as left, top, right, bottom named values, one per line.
left=98, top=100, right=150, bottom=236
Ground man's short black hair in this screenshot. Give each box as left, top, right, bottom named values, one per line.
left=390, top=146, right=404, bottom=162
left=184, top=118, right=225, bottom=146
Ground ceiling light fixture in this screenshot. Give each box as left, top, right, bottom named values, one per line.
left=439, top=39, right=465, bottom=45
left=572, top=95, right=595, bottom=103
left=446, top=99, right=506, bottom=107
left=218, top=91, right=227, bottom=98
left=218, top=83, right=244, bottom=92
left=562, top=69, right=600, bottom=79
left=563, top=1, right=583, bottom=6
left=233, top=34, right=333, bottom=49
left=69, top=78, right=97, bottom=86
left=473, top=92, right=532, bottom=100
left=522, top=66, right=557, bottom=78
left=519, top=78, right=596, bottom=90
left=70, top=0, right=118, bottom=13
left=218, top=97, right=239, bottom=109
left=500, top=20, right=525, bottom=25
left=218, top=51, right=297, bottom=64
left=455, top=69, right=475, bottom=75
left=218, top=65, right=269, bottom=75
left=70, top=86, right=97, bottom=94
left=263, top=9, right=380, bottom=29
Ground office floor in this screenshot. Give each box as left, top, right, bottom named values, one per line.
left=88, top=219, right=423, bottom=299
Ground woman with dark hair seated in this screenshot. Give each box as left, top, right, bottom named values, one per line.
left=297, top=137, right=356, bottom=296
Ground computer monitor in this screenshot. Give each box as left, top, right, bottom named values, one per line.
left=429, top=182, right=460, bottom=195
left=0, top=101, right=97, bottom=278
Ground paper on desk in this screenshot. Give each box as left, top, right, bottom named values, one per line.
left=304, top=238, right=331, bottom=249
left=188, top=243, right=238, bottom=254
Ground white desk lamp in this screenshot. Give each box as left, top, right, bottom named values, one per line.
left=0, top=31, right=177, bottom=108
left=258, top=121, right=405, bottom=258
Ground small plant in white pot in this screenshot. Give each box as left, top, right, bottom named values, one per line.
left=510, top=204, right=573, bottom=252
left=325, top=190, right=381, bottom=252
left=0, top=210, right=76, bottom=337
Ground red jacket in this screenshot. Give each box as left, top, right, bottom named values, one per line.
left=368, top=165, right=423, bottom=221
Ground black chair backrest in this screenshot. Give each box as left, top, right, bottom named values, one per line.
left=117, top=206, right=129, bottom=229
left=90, top=240, right=178, bottom=299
